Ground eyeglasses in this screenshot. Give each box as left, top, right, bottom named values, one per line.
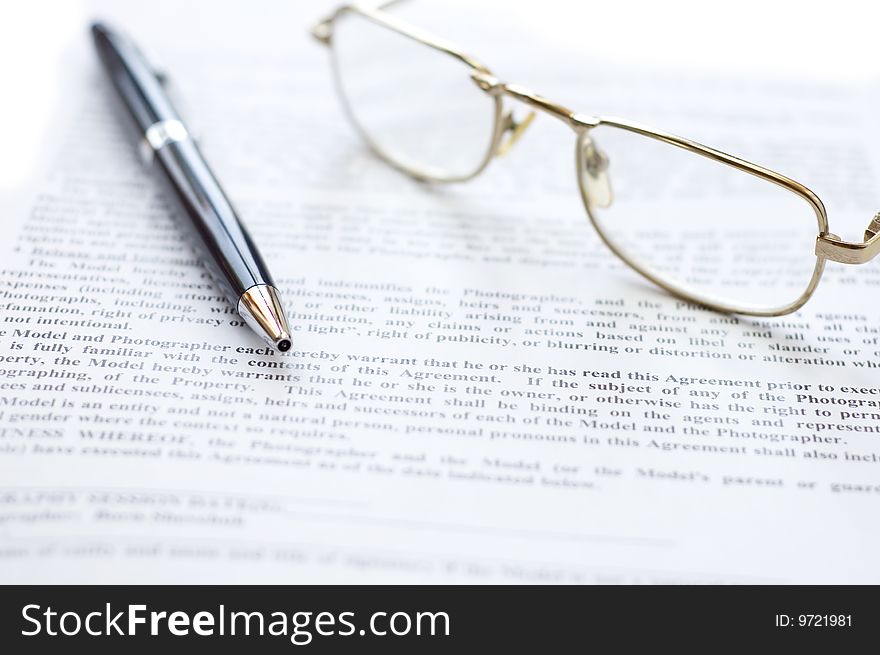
left=310, top=3, right=880, bottom=317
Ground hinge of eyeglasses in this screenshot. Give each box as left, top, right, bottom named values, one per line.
left=310, top=20, right=333, bottom=45
left=815, top=212, right=880, bottom=264
left=864, top=213, right=880, bottom=241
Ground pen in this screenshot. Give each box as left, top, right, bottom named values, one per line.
left=91, top=22, right=292, bottom=353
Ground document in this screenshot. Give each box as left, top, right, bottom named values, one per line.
left=1, top=0, right=879, bottom=583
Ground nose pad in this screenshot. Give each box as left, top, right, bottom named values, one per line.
left=496, top=110, right=536, bottom=157
left=579, top=136, right=613, bottom=209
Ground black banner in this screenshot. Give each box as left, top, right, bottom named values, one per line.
left=0, top=585, right=874, bottom=652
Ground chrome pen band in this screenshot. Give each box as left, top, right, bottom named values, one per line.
left=145, top=119, right=189, bottom=150
left=139, top=119, right=189, bottom=165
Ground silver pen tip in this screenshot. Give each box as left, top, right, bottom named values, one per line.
left=237, top=285, right=292, bottom=353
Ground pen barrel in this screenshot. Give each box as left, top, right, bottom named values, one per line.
left=153, top=138, right=276, bottom=307
left=92, top=21, right=290, bottom=351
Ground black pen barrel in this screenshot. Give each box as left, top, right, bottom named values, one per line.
left=90, top=20, right=291, bottom=352
left=154, top=139, right=275, bottom=304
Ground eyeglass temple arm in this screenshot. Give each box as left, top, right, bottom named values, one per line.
left=310, top=3, right=491, bottom=74
left=311, top=0, right=412, bottom=34
left=376, top=0, right=411, bottom=10
left=312, top=3, right=400, bottom=44
left=816, top=214, right=880, bottom=264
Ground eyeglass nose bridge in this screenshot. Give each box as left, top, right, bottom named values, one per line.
left=472, top=71, right=581, bottom=126
left=471, top=70, right=594, bottom=160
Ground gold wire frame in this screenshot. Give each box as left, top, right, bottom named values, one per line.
left=312, top=2, right=880, bottom=317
